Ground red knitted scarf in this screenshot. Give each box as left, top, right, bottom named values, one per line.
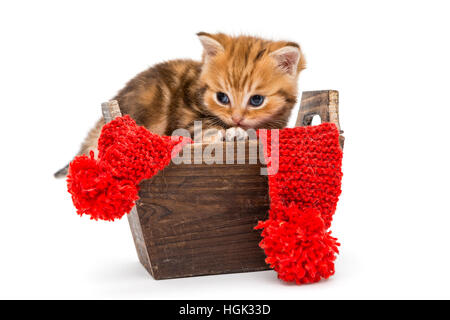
left=67, top=115, right=343, bottom=284
left=255, top=125, right=343, bottom=283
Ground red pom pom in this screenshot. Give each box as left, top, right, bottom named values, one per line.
left=67, top=151, right=138, bottom=221
left=255, top=205, right=340, bottom=284
left=67, top=116, right=190, bottom=221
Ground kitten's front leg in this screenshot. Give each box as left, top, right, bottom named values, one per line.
left=225, top=127, right=249, bottom=141
left=201, top=127, right=250, bottom=143
left=202, top=128, right=225, bottom=143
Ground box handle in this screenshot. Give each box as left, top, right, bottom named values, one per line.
left=101, top=100, right=122, bottom=124
left=295, top=90, right=344, bottom=149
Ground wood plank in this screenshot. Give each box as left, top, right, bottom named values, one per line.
left=295, top=90, right=345, bottom=149
left=136, top=149, right=270, bottom=279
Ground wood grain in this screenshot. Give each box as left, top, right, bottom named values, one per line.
left=296, top=90, right=345, bottom=148
left=136, top=157, right=270, bottom=279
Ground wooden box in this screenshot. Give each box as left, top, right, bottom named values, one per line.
left=102, top=90, right=343, bottom=279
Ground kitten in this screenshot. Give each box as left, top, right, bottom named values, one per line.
left=54, top=32, right=306, bottom=177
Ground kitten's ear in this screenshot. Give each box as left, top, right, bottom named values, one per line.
left=197, top=32, right=224, bottom=61
left=270, top=45, right=303, bottom=76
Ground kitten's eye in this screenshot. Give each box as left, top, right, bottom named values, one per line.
left=249, top=95, right=265, bottom=107
left=216, top=92, right=230, bottom=105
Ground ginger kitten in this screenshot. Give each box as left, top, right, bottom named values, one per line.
left=54, top=32, right=306, bottom=177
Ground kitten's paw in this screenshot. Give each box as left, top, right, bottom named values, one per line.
left=203, top=128, right=225, bottom=143
left=225, top=127, right=248, bottom=141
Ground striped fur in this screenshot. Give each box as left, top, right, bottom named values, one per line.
left=55, top=33, right=305, bottom=177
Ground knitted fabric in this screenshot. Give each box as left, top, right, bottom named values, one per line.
left=255, top=123, right=343, bottom=284
left=67, top=115, right=190, bottom=221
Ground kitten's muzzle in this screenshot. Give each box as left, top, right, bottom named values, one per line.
left=232, top=115, right=243, bottom=126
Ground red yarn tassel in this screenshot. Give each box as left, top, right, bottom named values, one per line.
left=255, top=205, right=339, bottom=284
left=67, top=116, right=190, bottom=221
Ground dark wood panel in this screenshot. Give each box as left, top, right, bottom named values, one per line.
left=136, top=159, right=270, bottom=279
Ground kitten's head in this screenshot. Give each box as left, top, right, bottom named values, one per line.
left=197, top=32, right=306, bottom=129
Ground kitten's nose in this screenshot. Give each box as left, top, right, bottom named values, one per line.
left=232, top=116, right=243, bottom=125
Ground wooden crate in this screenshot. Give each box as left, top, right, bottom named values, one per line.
left=102, top=90, right=344, bottom=280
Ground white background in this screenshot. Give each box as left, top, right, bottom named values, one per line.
left=1, top=0, right=449, bottom=299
